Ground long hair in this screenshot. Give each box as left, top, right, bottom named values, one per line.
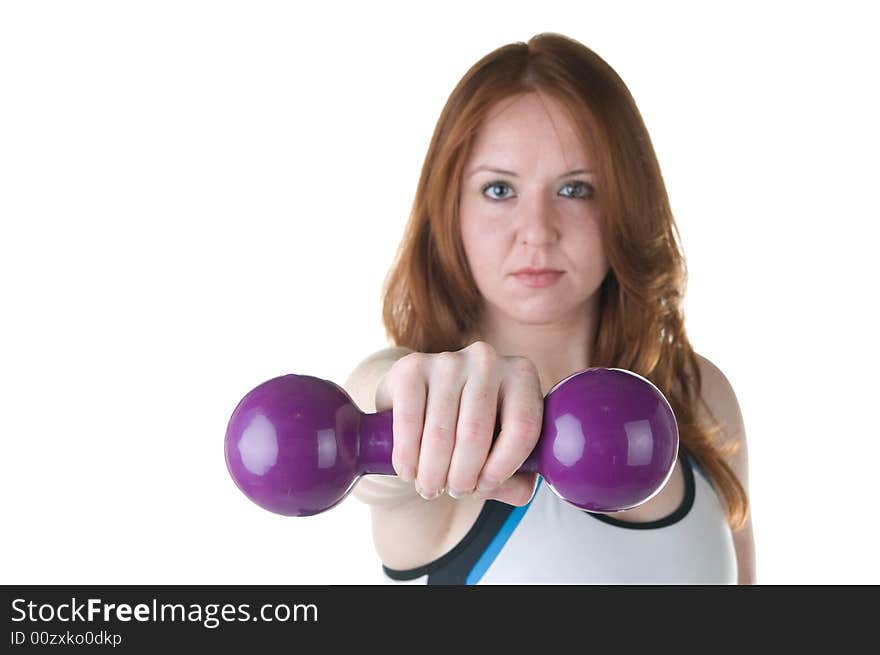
left=380, top=33, right=749, bottom=531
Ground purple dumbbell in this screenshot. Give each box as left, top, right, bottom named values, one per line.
left=224, top=367, right=679, bottom=517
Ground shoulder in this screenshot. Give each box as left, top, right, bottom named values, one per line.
left=692, top=352, right=747, bottom=481
left=692, top=352, right=756, bottom=583
left=357, top=346, right=416, bottom=368
left=346, top=346, right=416, bottom=385
left=344, top=346, right=416, bottom=412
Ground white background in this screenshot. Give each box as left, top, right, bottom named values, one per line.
left=1, top=1, right=877, bottom=585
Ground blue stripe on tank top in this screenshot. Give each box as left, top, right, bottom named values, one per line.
left=466, top=477, right=544, bottom=585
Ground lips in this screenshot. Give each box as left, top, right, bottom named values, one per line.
left=512, top=269, right=565, bottom=288
left=513, top=267, right=563, bottom=276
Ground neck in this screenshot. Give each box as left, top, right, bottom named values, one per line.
left=467, top=296, right=600, bottom=396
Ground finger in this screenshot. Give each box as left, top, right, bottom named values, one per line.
left=388, top=359, right=427, bottom=483
left=446, top=370, right=502, bottom=497
left=476, top=358, right=543, bottom=495
left=482, top=471, right=539, bottom=506
left=416, top=353, right=463, bottom=499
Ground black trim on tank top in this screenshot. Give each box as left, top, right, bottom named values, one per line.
left=383, top=448, right=715, bottom=581
left=382, top=499, right=515, bottom=583
left=586, top=449, right=697, bottom=530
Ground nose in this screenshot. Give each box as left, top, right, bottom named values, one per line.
left=516, top=193, right=560, bottom=247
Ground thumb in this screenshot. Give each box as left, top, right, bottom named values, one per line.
left=480, top=472, right=539, bottom=507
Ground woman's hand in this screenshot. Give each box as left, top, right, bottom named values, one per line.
left=374, top=341, right=543, bottom=506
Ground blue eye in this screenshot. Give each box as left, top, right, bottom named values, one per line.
left=480, top=180, right=595, bottom=201
left=560, top=181, right=594, bottom=199
left=482, top=182, right=514, bottom=200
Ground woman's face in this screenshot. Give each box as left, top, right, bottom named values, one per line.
left=459, top=92, right=610, bottom=329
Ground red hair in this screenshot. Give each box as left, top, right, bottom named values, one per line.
left=380, top=33, right=748, bottom=531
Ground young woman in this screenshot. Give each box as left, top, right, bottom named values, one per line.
left=344, top=32, right=755, bottom=584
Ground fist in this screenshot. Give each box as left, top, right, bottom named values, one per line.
left=375, top=341, right=544, bottom=506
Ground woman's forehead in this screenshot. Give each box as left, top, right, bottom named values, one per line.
left=469, top=92, right=591, bottom=162
left=483, top=92, right=573, bottom=131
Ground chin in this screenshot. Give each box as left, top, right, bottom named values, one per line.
left=503, top=300, right=582, bottom=325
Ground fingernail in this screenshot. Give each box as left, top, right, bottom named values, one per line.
left=476, top=476, right=498, bottom=494
left=448, top=488, right=469, bottom=499
left=396, top=463, right=414, bottom=482
left=415, top=481, right=439, bottom=500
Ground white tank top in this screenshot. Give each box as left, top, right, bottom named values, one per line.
left=382, top=448, right=737, bottom=584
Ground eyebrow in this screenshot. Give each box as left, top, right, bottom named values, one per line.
left=467, top=165, right=594, bottom=179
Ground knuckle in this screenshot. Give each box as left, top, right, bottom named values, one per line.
left=393, top=407, right=424, bottom=434
left=391, top=427, right=419, bottom=453
left=431, top=351, right=461, bottom=375
left=517, top=405, right=544, bottom=428
left=506, top=411, right=543, bottom=443
left=422, top=423, right=455, bottom=449
left=456, top=416, right=492, bottom=446
left=395, top=352, right=425, bottom=378
left=465, top=340, right=497, bottom=367
left=509, top=355, right=539, bottom=378
left=466, top=377, right=498, bottom=411
left=391, top=441, right=417, bottom=472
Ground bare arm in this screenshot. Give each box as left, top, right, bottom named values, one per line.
left=343, top=346, right=424, bottom=508
left=343, top=346, right=461, bottom=569
left=695, top=354, right=757, bottom=585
